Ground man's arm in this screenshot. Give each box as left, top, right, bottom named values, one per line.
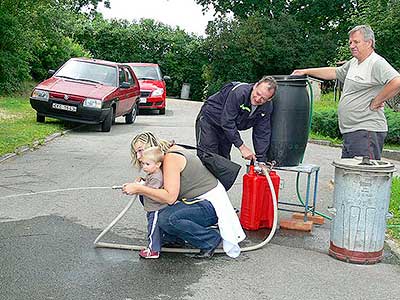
left=291, top=67, right=337, bottom=80
left=370, top=76, right=400, bottom=110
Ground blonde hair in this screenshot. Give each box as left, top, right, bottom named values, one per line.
left=130, top=131, right=173, bottom=167
left=141, top=146, right=164, bottom=164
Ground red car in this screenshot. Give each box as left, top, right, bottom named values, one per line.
left=30, top=57, right=140, bottom=132
left=127, top=63, right=170, bottom=115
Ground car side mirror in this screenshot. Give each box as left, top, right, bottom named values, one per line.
left=48, top=69, right=55, bottom=77
left=163, top=75, right=171, bottom=81
left=120, top=82, right=131, bottom=89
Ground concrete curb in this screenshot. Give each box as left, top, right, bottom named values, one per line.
left=385, top=234, right=400, bottom=260
left=0, top=131, right=66, bottom=163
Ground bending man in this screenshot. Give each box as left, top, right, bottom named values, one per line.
left=196, top=76, right=277, bottom=162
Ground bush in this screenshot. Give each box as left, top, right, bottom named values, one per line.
left=311, top=108, right=341, bottom=139
left=385, top=109, right=400, bottom=144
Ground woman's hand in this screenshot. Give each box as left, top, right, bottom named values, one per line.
left=122, top=182, right=141, bottom=195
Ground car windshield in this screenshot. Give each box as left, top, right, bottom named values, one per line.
left=131, top=65, right=162, bottom=80
left=56, top=60, right=118, bottom=87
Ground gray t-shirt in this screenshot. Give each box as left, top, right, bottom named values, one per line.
left=336, top=52, right=400, bottom=133
left=142, top=168, right=167, bottom=212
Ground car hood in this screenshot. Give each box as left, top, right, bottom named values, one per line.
left=138, top=80, right=164, bottom=91
left=37, top=77, right=117, bottom=99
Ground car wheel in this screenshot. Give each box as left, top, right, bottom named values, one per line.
left=37, top=114, right=45, bottom=123
left=159, top=108, right=166, bottom=115
left=125, top=103, right=138, bottom=124
left=101, top=107, right=114, bottom=132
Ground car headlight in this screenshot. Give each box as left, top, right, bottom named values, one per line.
left=151, top=88, right=164, bottom=97
left=83, top=98, right=102, bottom=109
left=31, top=89, right=49, bottom=101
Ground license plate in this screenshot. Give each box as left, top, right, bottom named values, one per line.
left=52, top=103, right=77, bottom=112
left=140, top=97, right=147, bottom=103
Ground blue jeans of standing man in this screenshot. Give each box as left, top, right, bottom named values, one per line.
left=158, top=200, right=221, bottom=251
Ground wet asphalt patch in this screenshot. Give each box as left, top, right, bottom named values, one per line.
left=0, top=215, right=219, bottom=300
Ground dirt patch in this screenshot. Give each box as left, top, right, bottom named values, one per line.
left=0, top=108, right=22, bottom=121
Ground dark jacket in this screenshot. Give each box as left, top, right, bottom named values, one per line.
left=202, top=82, right=273, bottom=161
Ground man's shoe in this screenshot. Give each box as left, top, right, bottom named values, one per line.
left=139, top=248, right=160, bottom=259
left=193, top=237, right=221, bottom=259
left=193, top=248, right=217, bottom=259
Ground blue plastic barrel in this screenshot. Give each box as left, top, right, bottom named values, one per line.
left=329, top=157, right=396, bottom=264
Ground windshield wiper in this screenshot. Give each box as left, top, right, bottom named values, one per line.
left=138, top=77, right=156, bottom=80
left=58, top=75, right=78, bottom=80
left=77, top=78, right=102, bottom=84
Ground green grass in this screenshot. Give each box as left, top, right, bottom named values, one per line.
left=0, top=95, right=68, bottom=156
left=388, top=177, right=400, bottom=240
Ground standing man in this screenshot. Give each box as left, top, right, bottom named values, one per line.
left=292, top=25, right=400, bottom=159
left=196, top=76, right=277, bottom=162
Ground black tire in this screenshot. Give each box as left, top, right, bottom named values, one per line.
left=125, top=103, right=138, bottom=124
left=159, top=107, right=166, bottom=115
left=36, top=114, right=45, bottom=123
left=101, top=107, right=113, bottom=132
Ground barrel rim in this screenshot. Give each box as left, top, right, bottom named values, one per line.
left=332, top=157, right=396, bottom=173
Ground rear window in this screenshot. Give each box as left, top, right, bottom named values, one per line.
left=56, top=60, right=118, bottom=86
left=131, top=65, right=162, bottom=80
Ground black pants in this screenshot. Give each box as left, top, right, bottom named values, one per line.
left=195, top=109, right=233, bottom=159
left=342, top=130, right=387, bottom=160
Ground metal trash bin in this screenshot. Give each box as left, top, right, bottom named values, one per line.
left=180, top=83, right=190, bottom=100
left=329, top=157, right=396, bottom=264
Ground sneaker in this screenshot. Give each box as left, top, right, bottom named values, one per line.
left=139, top=248, right=160, bottom=259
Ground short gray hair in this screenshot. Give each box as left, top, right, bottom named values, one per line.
left=257, top=76, right=278, bottom=94
left=349, top=25, right=375, bottom=49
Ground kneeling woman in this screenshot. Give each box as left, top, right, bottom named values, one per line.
left=122, top=132, right=245, bottom=258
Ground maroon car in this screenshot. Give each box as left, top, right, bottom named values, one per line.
left=30, top=57, right=140, bottom=132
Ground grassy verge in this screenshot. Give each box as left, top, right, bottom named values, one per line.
left=0, top=93, right=69, bottom=156
left=388, top=177, right=400, bottom=240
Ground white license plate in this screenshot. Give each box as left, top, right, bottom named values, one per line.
left=52, top=103, right=77, bottom=112
left=140, top=97, right=147, bottom=103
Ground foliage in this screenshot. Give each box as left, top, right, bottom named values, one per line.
left=74, top=16, right=207, bottom=100
left=203, top=13, right=338, bottom=95
left=385, top=109, right=400, bottom=144
left=0, top=0, right=107, bottom=94
left=350, top=0, right=400, bottom=69
left=311, top=108, right=341, bottom=139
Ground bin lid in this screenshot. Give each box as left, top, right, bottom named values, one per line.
left=332, top=157, right=396, bottom=172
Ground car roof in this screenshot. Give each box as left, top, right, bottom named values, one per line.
left=127, top=62, right=159, bottom=67
left=71, top=57, right=123, bottom=67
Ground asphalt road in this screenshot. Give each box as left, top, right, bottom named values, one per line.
left=1, top=99, right=400, bottom=300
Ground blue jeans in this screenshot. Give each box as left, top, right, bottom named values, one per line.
left=158, top=200, right=221, bottom=251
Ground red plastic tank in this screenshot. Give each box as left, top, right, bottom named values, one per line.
left=240, top=163, right=280, bottom=230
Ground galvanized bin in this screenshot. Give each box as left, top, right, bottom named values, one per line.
left=329, top=157, right=396, bottom=264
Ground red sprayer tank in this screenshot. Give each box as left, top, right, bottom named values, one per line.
left=240, top=163, right=280, bottom=230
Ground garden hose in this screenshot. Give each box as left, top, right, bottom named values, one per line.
left=294, top=79, right=332, bottom=220
left=94, top=167, right=278, bottom=255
